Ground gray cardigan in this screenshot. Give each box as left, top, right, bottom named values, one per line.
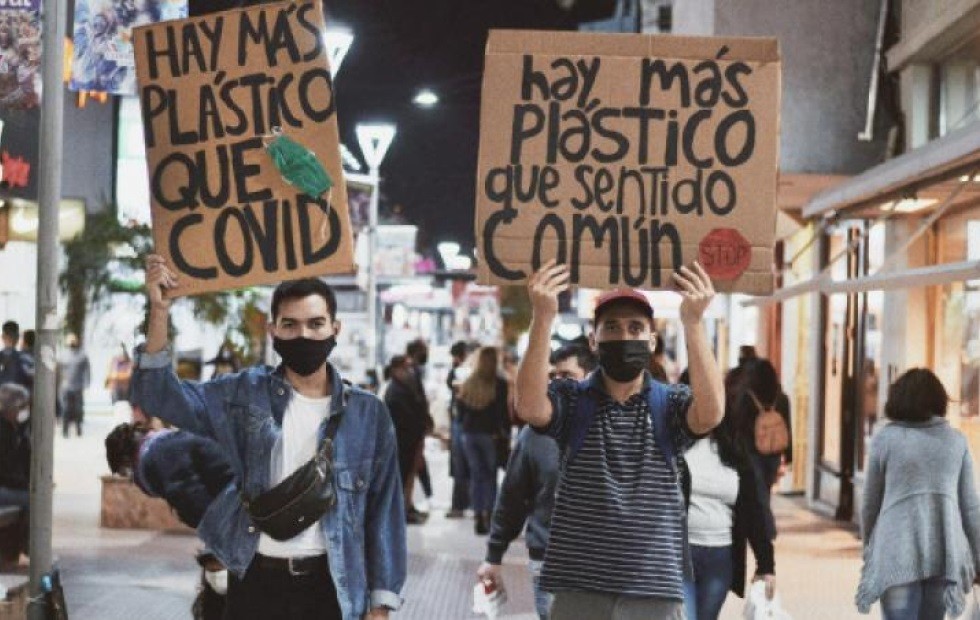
left=856, top=418, right=980, bottom=615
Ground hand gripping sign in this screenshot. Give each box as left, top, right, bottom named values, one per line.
left=133, top=1, right=354, bottom=297
left=475, top=31, right=781, bottom=294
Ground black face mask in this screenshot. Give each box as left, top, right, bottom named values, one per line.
left=273, top=335, right=337, bottom=377
left=597, top=340, right=652, bottom=383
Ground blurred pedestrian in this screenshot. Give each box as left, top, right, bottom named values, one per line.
left=58, top=333, right=91, bottom=438
left=0, top=320, right=32, bottom=391
left=405, top=339, right=435, bottom=510
left=0, top=382, right=30, bottom=566
left=515, top=262, right=724, bottom=620
left=729, top=359, right=791, bottom=541
left=457, top=347, right=510, bottom=535
left=384, top=355, right=433, bottom=524
left=446, top=340, right=471, bottom=518
left=205, top=344, right=240, bottom=380
left=856, top=368, right=980, bottom=619
left=478, top=345, right=595, bottom=619
left=105, top=343, right=134, bottom=404
left=17, top=328, right=34, bottom=380
left=134, top=258, right=406, bottom=620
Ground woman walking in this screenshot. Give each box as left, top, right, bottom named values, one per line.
left=730, top=359, right=791, bottom=541
left=857, top=368, right=980, bottom=619
left=683, top=414, right=775, bottom=620
left=457, top=347, right=510, bottom=535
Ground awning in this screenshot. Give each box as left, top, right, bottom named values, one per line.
left=822, top=261, right=980, bottom=295
left=802, top=123, right=980, bottom=220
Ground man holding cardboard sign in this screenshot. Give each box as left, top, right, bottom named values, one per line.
left=131, top=257, right=406, bottom=620
left=515, top=259, right=725, bottom=619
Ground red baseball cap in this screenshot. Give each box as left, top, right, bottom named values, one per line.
left=593, top=288, right=654, bottom=323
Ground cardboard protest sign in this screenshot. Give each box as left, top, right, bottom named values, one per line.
left=475, top=31, right=780, bottom=294
left=0, top=0, right=40, bottom=110
left=133, top=0, right=354, bottom=296
left=71, top=0, right=188, bottom=95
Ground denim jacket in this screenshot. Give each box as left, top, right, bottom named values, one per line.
left=131, top=347, right=407, bottom=619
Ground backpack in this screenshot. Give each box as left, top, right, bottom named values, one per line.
left=749, top=390, right=790, bottom=455
left=566, top=377, right=691, bottom=506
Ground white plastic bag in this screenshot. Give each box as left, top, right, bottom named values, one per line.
left=956, top=586, right=980, bottom=620
left=743, top=580, right=792, bottom=620
left=472, top=579, right=508, bottom=619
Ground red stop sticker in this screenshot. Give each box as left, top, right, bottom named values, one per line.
left=698, top=228, right=752, bottom=280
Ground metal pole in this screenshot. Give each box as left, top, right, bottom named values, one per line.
left=366, top=167, right=379, bottom=376
left=29, top=0, right=66, bottom=615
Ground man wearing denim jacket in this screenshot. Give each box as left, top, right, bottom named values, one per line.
left=131, top=255, right=406, bottom=620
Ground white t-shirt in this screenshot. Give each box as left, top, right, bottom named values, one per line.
left=257, top=392, right=331, bottom=558
left=686, top=437, right=740, bottom=547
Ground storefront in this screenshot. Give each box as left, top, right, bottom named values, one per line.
left=797, top=121, right=980, bottom=521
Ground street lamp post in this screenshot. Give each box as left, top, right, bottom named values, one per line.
left=355, top=124, right=396, bottom=377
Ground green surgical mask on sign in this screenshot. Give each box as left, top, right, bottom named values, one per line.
left=265, top=128, right=334, bottom=199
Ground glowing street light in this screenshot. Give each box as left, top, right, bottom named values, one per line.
left=413, top=88, right=439, bottom=107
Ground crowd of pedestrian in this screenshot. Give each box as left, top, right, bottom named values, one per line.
left=3, top=250, right=973, bottom=620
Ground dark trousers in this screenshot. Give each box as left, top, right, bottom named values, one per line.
left=62, top=390, right=84, bottom=437
left=450, top=419, right=470, bottom=511
left=461, top=432, right=497, bottom=512
left=417, top=456, right=432, bottom=498
left=224, top=556, right=341, bottom=620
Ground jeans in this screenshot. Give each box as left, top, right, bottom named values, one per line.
left=880, top=578, right=947, bottom=620
left=450, top=419, right=470, bottom=511
left=529, top=559, right=554, bottom=619
left=62, top=389, right=84, bottom=437
left=224, top=555, right=341, bottom=620
left=683, top=545, right=733, bottom=620
left=462, top=432, right=497, bottom=512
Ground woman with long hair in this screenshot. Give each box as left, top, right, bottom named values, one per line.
left=729, top=359, right=791, bottom=541
left=857, top=368, right=980, bottom=619
left=457, top=347, right=510, bottom=535
left=680, top=375, right=775, bottom=620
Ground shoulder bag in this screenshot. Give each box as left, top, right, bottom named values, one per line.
left=242, top=411, right=343, bottom=541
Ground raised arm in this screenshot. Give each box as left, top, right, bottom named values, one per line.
left=131, top=255, right=213, bottom=437
left=514, top=261, right=569, bottom=428
left=145, top=254, right=177, bottom=355
left=673, top=263, right=724, bottom=436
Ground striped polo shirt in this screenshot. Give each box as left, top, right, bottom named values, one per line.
left=538, top=373, right=695, bottom=600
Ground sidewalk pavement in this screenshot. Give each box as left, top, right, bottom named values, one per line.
left=41, top=413, right=878, bottom=619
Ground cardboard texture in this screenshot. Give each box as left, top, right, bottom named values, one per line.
left=133, top=0, right=353, bottom=297
left=475, top=30, right=781, bottom=294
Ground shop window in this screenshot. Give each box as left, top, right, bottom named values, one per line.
left=938, top=32, right=980, bottom=137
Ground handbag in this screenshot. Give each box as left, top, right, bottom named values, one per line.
left=750, top=390, right=790, bottom=456
left=242, top=412, right=343, bottom=541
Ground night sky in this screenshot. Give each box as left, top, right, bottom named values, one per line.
left=323, top=0, right=616, bottom=256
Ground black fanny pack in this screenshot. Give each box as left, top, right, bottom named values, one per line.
left=243, top=412, right=342, bottom=541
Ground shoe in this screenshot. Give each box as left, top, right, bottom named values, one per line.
left=474, top=513, right=489, bottom=535
left=406, top=512, right=426, bottom=525
left=445, top=509, right=466, bottom=519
